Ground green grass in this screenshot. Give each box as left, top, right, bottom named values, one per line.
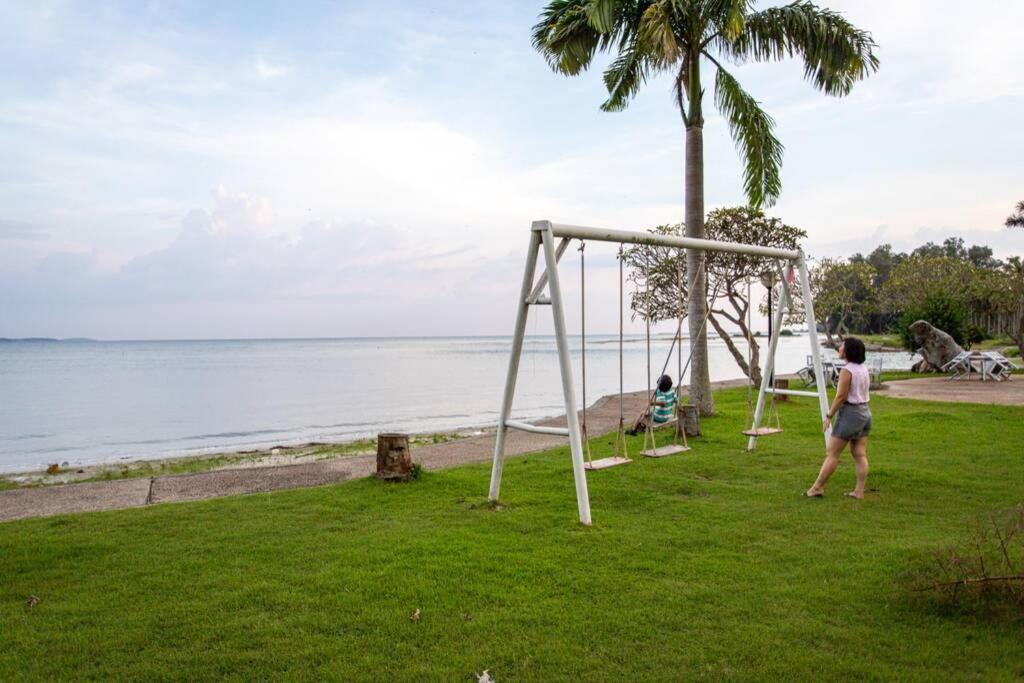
left=860, top=333, right=903, bottom=349
left=2, top=387, right=1023, bottom=680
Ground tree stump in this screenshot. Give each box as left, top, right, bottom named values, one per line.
left=773, top=378, right=790, bottom=402
left=376, top=433, right=413, bottom=481
left=678, top=404, right=701, bottom=437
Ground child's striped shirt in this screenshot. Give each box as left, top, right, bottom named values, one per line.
left=652, top=388, right=676, bottom=423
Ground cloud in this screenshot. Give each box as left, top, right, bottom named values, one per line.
left=0, top=219, right=49, bottom=241
left=255, top=55, right=289, bottom=80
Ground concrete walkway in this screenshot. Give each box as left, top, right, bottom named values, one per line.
left=4, top=384, right=754, bottom=523
left=881, top=375, right=1024, bottom=406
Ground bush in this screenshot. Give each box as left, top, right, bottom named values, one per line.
left=899, top=294, right=968, bottom=350
left=965, top=323, right=990, bottom=346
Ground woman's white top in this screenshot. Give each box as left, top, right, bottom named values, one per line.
left=844, top=361, right=870, bottom=404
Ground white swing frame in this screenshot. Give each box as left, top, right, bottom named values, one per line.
left=489, top=220, right=831, bottom=525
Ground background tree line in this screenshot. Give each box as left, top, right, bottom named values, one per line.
left=628, top=201, right=1023, bottom=387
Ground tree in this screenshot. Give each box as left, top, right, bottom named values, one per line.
left=621, top=208, right=805, bottom=385
left=880, top=255, right=976, bottom=346
left=1006, top=200, right=1024, bottom=228
left=532, top=0, right=879, bottom=414
left=809, top=259, right=876, bottom=347
left=849, top=243, right=905, bottom=332
left=973, top=257, right=1024, bottom=358
left=966, top=244, right=1000, bottom=270
left=849, top=243, right=904, bottom=288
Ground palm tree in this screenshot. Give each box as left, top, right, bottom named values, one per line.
left=533, top=0, right=879, bottom=414
left=1006, top=200, right=1024, bottom=228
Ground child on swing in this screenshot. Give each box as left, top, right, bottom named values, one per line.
left=630, top=374, right=676, bottom=435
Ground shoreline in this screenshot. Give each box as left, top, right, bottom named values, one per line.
left=0, top=429, right=485, bottom=489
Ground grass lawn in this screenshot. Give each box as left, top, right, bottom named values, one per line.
left=2, top=387, right=1023, bottom=680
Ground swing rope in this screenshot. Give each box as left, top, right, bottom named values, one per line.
left=579, top=241, right=592, bottom=464
left=642, top=252, right=722, bottom=452
left=614, top=244, right=630, bottom=461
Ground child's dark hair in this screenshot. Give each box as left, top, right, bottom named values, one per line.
left=842, top=337, right=867, bottom=364
left=657, top=375, right=673, bottom=392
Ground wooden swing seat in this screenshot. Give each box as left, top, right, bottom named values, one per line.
left=742, top=427, right=784, bottom=437
left=641, top=444, right=691, bottom=458
left=585, top=456, right=632, bottom=471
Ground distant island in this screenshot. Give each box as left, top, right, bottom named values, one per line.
left=0, top=337, right=97, bottom=342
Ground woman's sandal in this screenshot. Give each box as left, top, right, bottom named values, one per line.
left=844, top=492, right=864, bottom=500
left=802, top=491, right=824, bottom=498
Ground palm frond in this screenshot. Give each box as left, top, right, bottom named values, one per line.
left=714, top=65, right=783, bottom=207
left=532, top=0, right=604, bottom=75
left=586, top=0, right=620, bottom=33
left=708, top=0, right=752, bottom=41
left=601, top=38, right=651, bottom=111
left=1007, top=200, right=1024, bottom=229
left=727, top=1, right=879, bottom=97
left=637, top=0, right=683, bottom=69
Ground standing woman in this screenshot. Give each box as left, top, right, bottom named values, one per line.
left=805, top=337, right=872, bottom=499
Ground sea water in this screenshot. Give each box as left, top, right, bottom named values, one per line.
left=0, top=336, right=916, bottom=473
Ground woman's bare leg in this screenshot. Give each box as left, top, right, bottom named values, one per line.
left=806, top=436, right=848, bottom=496
left=848, top=437, right=869, bottom=499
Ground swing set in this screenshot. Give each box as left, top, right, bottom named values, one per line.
left=489, top=221, right=831, bottom=525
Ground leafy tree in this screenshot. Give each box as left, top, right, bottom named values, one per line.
left=973, top=257, right=1024, bottom=358
left=532, top=0, right=879, bottom=414
left=910, top=237, right=1001, bottom=270
left=881, top=255, right=976, bottom=345
left=966, top=244, right=1001, bottom=270
left=897, top=295, right=969, bottom=350
left=849, top=243, right=905, bottom=288
left=849, top=243, right=905, bottom=333
left=622, top=208, right=805, bottom=385
left=1006, top=200, right=1024, bottom=228
left=809, top=259, right=876, bottom=347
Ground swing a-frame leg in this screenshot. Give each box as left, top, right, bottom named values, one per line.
left=489, top=223, right=593, bottom=524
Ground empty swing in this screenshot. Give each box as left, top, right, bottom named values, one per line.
left=583, top=241, right=631, bottom=471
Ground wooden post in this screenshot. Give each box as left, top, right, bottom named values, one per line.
left=772, top=378, right=790, bottom=402
left=376, top=433, right=413, bottom=481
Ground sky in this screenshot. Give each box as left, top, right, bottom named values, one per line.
left=1, top=0, right=1022, bottom=340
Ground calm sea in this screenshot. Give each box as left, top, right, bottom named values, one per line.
left=0, top=336, right=915, bottom=473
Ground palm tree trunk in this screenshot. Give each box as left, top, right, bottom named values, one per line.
left=685, top=122, right=713, bottom=415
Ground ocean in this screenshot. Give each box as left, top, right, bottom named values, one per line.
left=0, top=336, right=916, bottom=473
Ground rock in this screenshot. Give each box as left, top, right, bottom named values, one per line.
left=46, top=464, right=60, bottom=475
left=908, top=320, right=964, bottom=372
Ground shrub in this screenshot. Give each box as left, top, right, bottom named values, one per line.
left=899, top=294, right=968, bottom=350
left=906, top=505, right=1024, bottom=620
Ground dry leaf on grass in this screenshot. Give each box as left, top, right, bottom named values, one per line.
left=475, top=670, right=494, bottom=683
left=26, top=595, right=40, bottom=608
left=409, top=608, right=421, bottom=622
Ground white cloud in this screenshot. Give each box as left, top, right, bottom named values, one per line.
left=255, top=55, right=289, bottom=80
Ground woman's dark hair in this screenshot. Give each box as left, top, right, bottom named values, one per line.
left=657, top=375, right=673, bottom=392
left=842, top=337, right=867, bottom=364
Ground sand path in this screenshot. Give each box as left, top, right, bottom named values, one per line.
left=0, top=381, right=749, bottom=523
left=880, top=376, right=1024, bottom=406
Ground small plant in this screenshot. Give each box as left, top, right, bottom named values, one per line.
left=409, top=463, right=423, bottom=481
left=907, top=505, right=1024, bottom=619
